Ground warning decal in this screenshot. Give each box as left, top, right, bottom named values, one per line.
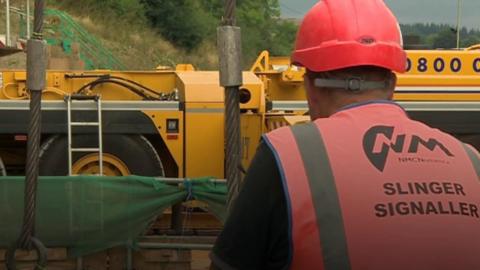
left=374, top=182, right=479, bottom=219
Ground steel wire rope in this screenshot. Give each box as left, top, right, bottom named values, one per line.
left=223, top=0, right=236, bottom=26
left=6, top=2, right=48, bottom=270
left=18, top=0, right=46, bottom=252
left=221, top=0, right=242, bottom=210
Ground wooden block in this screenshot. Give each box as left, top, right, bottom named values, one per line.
left=0, top=261, right=76, bottom=270
left=134, top=260, right=192, bottom=270
left=0, top=248, right=197, bottom=270
left=154, top=212, right=222, bottom=230
left=82, top=250, right=108, bottom=270
left=134, top=249, right=192, bottom=270
left=139, top=249, right=191, bottom=263
left=192, top=251, right=211, bottom=270
left=106, top=247, right=127, bottom=270
left=0, top=248, right=67, bottom=262
left=0, top=248, right=75, bottom=270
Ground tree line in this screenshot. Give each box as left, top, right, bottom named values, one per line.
left=49, top=0, right=480, bottom=67
left=401, top=23, right=480, bottom=49
left=52, top=0, right=297, bottom=64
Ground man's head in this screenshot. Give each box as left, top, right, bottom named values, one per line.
left=304, top=66, right=397, bottom=119
left=292, top=0, right=406, bottom=120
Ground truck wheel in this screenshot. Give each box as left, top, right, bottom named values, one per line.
left=39, top=134, right=164, bottom=176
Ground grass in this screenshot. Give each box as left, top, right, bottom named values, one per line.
left=0, top=1, right=219, bottom=70
left=53, top=2, right=220, bottom=70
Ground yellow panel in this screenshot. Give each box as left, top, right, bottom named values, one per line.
left=398, top=75, right=480, bottom=86
left=259, top=73, right=306, bottom=101
left=253, top=49, right=480, bottom=103
left=185, top=103, right=225, bottom=179
left=404, top=50, right=480, bottom=76
left=0, top=70, right=179, bottom=100
left=240, top=113, right=264, bottom=168
left=240, top=72, right=264, bottom=111
left=176, top=71, right=263, bottom=105
left=176, top=72, right=224, bottom=102
left=144, top=111, right=184, bottom=177
left=14, top=72, right=26, bottom=81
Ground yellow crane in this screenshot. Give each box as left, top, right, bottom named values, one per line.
left=0, top=47, right=479, bottom=179
left=1, top=46, right=480, bottom=269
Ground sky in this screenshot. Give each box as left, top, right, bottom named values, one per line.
left=280, top=0, right=480, bottom=29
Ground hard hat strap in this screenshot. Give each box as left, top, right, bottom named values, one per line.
left=314, top=78, right=389, bottom=92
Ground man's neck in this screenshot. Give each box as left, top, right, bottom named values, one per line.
left=311, top=93, right=393, bottom=120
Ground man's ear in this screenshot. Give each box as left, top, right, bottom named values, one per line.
left=304, top=73, right=313, bottom=91
left=390, top=73, right=398, bottom=91
left=387, top=73, right=397, bottom=100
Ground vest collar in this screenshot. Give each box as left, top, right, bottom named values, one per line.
left=332, top=100, right=407, bottom=117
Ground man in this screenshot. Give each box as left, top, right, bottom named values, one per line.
left=211, top=0, right=480, bottom=269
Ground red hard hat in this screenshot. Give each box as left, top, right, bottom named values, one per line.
left=292, top=0, right=407, bottom=73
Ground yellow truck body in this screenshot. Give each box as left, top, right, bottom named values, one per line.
left=0, top=48, right=479, bottom=178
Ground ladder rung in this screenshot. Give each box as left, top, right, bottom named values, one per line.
left=71, top=122, right=100, bottom=126
left=69, top=94, right=100, bottom=101
left=71, top=148, right=100, bottom=152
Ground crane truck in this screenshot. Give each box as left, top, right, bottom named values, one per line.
left=0, top=48, right=479, bottom=179
left=0, top=47, right=479, bottom=269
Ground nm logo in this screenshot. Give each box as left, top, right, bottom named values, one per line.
left=362, top=126, right=454, bottom=172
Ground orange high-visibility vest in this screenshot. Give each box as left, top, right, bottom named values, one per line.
left=264, top=101, right=480, bottom=270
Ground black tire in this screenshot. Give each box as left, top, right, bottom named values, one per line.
left=39, top=134, right=164, bottom=176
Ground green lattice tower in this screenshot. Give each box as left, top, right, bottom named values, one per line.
left=43, top=9, right=126, bottom=70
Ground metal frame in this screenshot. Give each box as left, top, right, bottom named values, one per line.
left=269, top=101, right=480, bottom=112
left=66, top=95, right=103, bottom=176
left=5, top=0, right=11, bottom=47
left=456, top=0, right=463, bottom=49
left=136, top=242, right=213, bottom=250
left=26, top=0, right=30, bottom=39
left=0, top=100, right=180, bottom=111
left=155, top=178, right=226, bottom=185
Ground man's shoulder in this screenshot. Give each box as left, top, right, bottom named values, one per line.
left=264, top=125, right=292, bottom=138
left=264, top=120, right=321, bottom=140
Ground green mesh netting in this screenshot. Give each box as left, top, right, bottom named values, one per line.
left=0, top=176, right=227, bottom=257
left=183, top=178, right=228, bottom=222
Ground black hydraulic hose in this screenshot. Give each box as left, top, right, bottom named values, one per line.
left=109, top=76, right=159, bottom=96
left=76, top=78, right=158, bottom=100
left=67, top=74, right=160, bottom=97
left=66, top=74, right=161, bottom=97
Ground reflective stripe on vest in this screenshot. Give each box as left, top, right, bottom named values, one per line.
left=264, top=123, right=350, bottom=270
left=463, top=144, right=480, bottom=179
left=264, top=102, right=480, bottom=270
